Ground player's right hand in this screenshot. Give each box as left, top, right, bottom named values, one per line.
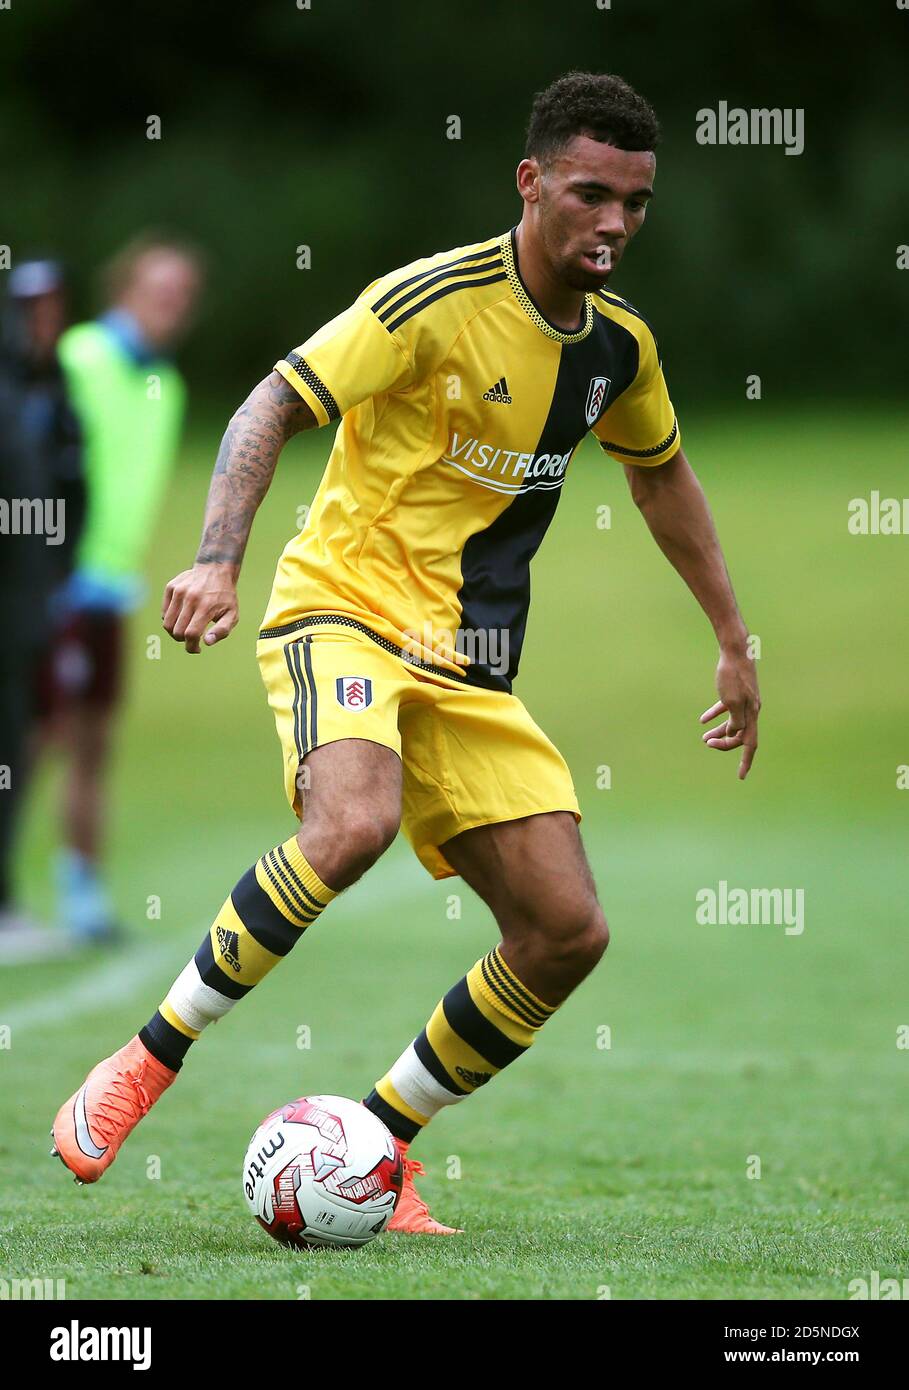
left=162, top=563, right=240, bottom=654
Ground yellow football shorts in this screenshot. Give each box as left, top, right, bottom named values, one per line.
left=255, top=616, right=581, bottom=880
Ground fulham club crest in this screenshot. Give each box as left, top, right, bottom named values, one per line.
left=336, top=676, right=372, bottom=711
left=585, top=376, right=611, bottom=427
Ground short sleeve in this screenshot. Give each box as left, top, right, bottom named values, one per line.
left=592, top=319, right=680, bottom=467
left=274, top=281, right=420, bottom=427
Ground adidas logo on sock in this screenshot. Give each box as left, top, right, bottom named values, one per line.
left=216, top=923, right=241, bottom=973
left=455, top=1065, right=492, bottom=1087
left=482, top=376, right=512, bottom=404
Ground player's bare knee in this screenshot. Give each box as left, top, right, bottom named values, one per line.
left=538, top=899, right=608, bottom=976
left=583, top=903, right=610, bottom=963
left=499, top=894, right=607, bottom=976
left=296, top=808, right=398, bottom=888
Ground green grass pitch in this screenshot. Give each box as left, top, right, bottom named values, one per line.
left=1, top=405, right=906, bottom=1299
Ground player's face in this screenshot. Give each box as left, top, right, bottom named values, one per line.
left=533, top=136, right=655, bottom=290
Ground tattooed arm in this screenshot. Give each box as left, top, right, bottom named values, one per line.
left=163, top=371, right=317, bottom=653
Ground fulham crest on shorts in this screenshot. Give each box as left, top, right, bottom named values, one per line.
left=336, top=676, right=373, bottom=710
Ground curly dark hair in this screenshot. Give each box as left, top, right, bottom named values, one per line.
left=525, top=71, right=660, bottom=166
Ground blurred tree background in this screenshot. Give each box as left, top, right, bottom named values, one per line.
left=1, top=0, right=905, bottom=408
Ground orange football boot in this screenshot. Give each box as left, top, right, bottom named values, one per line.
left=51, top=1035, right=177, bottom=1184
left=387, top=1140, right=464, bottom=1235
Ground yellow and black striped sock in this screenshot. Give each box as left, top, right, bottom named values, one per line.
left=139, top=837, right=336, bottom=1071
left=365, top=945, right=557, bottom=1141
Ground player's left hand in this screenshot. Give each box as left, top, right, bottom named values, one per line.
left=699, top=647, right=761, bottom=779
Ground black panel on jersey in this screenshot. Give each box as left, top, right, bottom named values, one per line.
left=456, top=312, right=641, bottom=692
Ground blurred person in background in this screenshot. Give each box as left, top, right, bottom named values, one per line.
left=0, top=259, right=83, bottom=962
left=48, top=237, right=203, bottom=944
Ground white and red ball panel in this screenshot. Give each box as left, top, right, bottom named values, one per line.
left=243, top=1094, right=402, bottom=1249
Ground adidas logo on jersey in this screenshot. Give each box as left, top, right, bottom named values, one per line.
left=482, top=376, right=512, bottom=405
left=216, top=924, right=242, bottom=973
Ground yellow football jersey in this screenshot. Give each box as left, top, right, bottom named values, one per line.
left=262, top=227, right=680, bottom=692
